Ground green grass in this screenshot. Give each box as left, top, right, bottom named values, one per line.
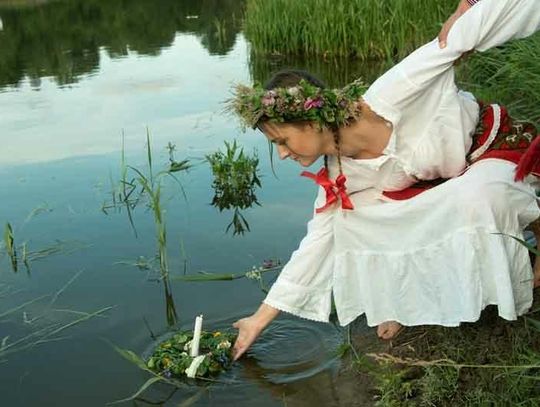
left=348, top=304, right=540, bottom=406
left=244, top=0, right=453, bottom=60
left=457, top=33, right=540, bottom=126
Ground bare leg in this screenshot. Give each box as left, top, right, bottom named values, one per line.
left=377, top=321, right=403, bottom=340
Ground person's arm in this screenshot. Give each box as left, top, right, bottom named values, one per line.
left=438, top=0, right=477, bottom=48
left=363, top=0, right=540, bottom=118
left=232, top=186, right=336, bottom=360
left=232, top=303, right=280, bottom=361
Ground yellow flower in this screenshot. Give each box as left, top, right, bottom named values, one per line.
left=162, top=357, right=172, bottom=368
left=213, top=331, right=222, bottom=337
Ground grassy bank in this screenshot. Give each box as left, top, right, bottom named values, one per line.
left=244, top=0, right=453, bottom=60
left=343, top=295, right=540, bottom=406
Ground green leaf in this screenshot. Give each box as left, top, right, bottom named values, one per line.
left=107, top=376, right=162, bottom=405
left=113, top=345, right=150, bottom=372
left=494, top=232, right=540, bottom=255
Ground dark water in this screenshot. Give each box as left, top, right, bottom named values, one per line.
left=0, top=1, right=377, bottom=405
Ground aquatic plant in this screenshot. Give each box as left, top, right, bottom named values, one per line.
left=206, top=140, right=262, bottom=235
left=146, top=330, right=237, bottom=379
left=1, top=220, right=87, bottom=274
left=111, top=336, right=240, bottom=405
left=173, top=259, right=282, bottom=294
left=0, top=272, right=113, bottom=361
left=105, top=130, right=191, bottom=280
left=104, top=130, right=193, bottom=326
left=244, top=0, right=453, bottom=60
left=3, top=223, right=17, bottom=272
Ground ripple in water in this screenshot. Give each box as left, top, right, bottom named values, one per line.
left=143, top=313, right=345, bottom=386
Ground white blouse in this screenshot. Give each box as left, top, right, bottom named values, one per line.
left=263, top=0, right=540, bottom=324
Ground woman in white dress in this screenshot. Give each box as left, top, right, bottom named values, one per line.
left=230, top=0, right=540, bottom=361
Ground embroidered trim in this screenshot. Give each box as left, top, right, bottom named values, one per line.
left=468, top=104, right=501, bottom=162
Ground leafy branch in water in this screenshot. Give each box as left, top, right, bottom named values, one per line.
left=206, top=140, right=262, bottom=235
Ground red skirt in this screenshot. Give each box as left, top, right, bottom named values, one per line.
left=384, top=103, right=540, bottom=201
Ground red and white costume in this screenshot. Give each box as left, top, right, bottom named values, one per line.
left=263, top=0, right=540, bottom=327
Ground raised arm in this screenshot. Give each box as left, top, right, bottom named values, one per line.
left=364, top=0, right=540, bottom=116
left=438, top=0, right=478, bottom=48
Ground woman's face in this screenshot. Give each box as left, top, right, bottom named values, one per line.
left=260, top=121, right=331, bottom=167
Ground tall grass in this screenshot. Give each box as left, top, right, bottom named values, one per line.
left=457, top=34, right=540, bottom=126
left=244, top=0, right=453, bottom=60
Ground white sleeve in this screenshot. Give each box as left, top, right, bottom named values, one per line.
left=363, top=0, right=540, bottom=117
left=263, top=186, right=335, bottom=322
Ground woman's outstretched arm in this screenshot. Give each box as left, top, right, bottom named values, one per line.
left=231, top=185, right=337, bottom=360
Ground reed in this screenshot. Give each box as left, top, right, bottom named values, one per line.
left=244, top=0, right=453, bottom=60
left=0, top=273, right=113, bottom=361
left=3, top=223, right=17, bottom=272
left=105, top=130, right=192, bottom=326
left=458, top=34, right=540, bottom=125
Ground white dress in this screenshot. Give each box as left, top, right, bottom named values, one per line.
left=263, top=0, right=540, bottom=327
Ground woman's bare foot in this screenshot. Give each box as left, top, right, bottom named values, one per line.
left=377, top=321, right=403, bottom=340
left=534, top=256, right=540, bottom=288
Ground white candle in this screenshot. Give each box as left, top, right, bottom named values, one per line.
left=185, top=355, right=205, bottom=378
left=190, top=314, right=203, bottom=357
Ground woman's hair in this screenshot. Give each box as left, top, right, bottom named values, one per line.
left=263, top=69, right=326, bottom=90
left=261, top=69, right=343, bottom=176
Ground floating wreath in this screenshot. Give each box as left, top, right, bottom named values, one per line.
left=146, top=330, right=237, bottom=379
left=206, top=140, right=261, bottom=235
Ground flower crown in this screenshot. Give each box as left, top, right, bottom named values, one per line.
left=227, top=78, right=367, bottom=130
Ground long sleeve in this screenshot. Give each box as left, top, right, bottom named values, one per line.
left=263, top=186, right=335, bottom=322
left=363, top=0, right=540, bottom=117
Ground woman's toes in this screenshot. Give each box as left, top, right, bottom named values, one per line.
left=377, top=321, right=402, bottom=340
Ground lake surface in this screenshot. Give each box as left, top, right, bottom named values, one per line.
left=0, top=1, right=377, bottom=405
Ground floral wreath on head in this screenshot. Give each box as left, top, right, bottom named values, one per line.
left=225, top=78, right=368, bottom=214
left=226, top=78, right=367, bottom=131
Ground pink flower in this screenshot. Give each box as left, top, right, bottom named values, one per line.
left=262, top=90, right=277, bottom=106
left=262, top=95, right=275, bottom=106
left=303, top=97, right=324, bottom=110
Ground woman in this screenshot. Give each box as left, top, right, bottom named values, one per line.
left=230, top=0, right=540, bottom=361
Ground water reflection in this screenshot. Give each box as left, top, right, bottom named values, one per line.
left=249, top=51, right=393, bottom=88
left=0, top=0, right=244, bottom=89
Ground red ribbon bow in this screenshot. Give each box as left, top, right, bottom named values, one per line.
left=301, top=167, right=354, bottom=213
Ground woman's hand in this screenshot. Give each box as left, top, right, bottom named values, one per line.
left=231, top=303, right=280, bottom=361
left=438, top=0, right=474, bottom=48
left=231, top=315, right=265, bottom=361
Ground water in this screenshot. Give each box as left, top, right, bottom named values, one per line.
left=0, top=1, right=376, bottom=405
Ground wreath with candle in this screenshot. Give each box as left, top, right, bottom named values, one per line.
left=146, top=330, right=238, bottom=379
